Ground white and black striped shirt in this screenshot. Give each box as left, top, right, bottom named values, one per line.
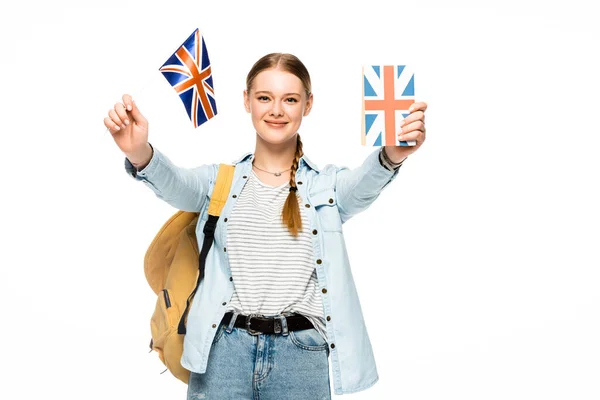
left=224, top=169, right=327, bottom=341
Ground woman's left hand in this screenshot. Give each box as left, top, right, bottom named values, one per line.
left=383, top=101, right=427, bottom=163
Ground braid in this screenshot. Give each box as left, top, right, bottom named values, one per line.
left=282, top=134, right=304, bottom=236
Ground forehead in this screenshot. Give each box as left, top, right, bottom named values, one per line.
left=251, top=68, right=304, bottom=94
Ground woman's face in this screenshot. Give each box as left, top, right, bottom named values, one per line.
left=244, top=68, right=313, bottom=145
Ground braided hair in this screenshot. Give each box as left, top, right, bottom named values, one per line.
left=281, top=133, right=304, bottom=236
left=246, top=53, right=311, bottom=237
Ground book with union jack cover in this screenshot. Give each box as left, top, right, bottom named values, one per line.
left=362, top=65, right=415, bottom=146
left=159, top=28, right=217, bottom=128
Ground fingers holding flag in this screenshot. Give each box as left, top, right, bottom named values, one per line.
left=103, top=116, right=119, bottom=133
left=104, top=95, right=147, bottom=132
left=398, top=101, right=427, bottom=144
left=104, top=97, right=128, bottom=132
left=107, top=104, right=127, bottom=131
left=122, top=94, right=132, bottom=112
left=104, top=94, right=150, bottom=156
left=122, top=94, right=148, bottom=128
left=383, top=101, right=428, bottom=163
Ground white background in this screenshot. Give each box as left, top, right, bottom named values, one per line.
left=1, top=0, right=599, bottom=399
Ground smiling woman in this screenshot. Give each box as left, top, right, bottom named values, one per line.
left=244, top=55, right=315, bottom=227
left=244, top=66, right=312, bottom=147
left=103, top=52, right=427, bottom=399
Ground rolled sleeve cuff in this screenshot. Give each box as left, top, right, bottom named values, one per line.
left=124, top=143, right=159, bottom=181
left=367, top=147, right=401, bottom=188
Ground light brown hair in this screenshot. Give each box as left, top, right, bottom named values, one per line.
left=246, top=53, right=311, bottom=237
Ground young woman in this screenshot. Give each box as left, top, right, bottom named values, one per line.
left=104, top=53, right=427, bottom=399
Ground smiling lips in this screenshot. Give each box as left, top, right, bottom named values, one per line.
left=265, top=120, right=288, bottom=128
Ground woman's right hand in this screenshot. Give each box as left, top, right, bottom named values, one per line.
left=104, top=94, right=151, bottom=166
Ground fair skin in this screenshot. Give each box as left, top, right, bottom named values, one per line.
left=244, top=68, right=313, bottom=186
left=388, top=102, right=428, bottom=163
left=103, top=70, right=427, bottom=172
left=103, top=94, right=152, bottom=170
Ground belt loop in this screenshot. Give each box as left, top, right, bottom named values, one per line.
left=278, top=315, right=289, bottom=336
left=225, top=312, right=239, bottom=333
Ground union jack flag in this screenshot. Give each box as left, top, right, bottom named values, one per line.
left=362, top=65, right=415, bottom=146
left=159, top=28, right=217, bottom=128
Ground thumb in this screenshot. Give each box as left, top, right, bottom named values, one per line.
left=129, top=100, right=148, bottom=126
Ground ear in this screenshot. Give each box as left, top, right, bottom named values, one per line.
left=303, top=93, right=314, bottom=117
left=243, top=90, right=251, bottom=113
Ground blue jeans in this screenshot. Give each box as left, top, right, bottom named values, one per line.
left=187, top=313, right=331, bottom=400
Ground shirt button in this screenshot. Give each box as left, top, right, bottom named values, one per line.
left=322, top=288, right=327, bottom=294
left=298, top=181, right=303, bottom=185
left=326, top=316, right=331, bottom=321
left=224, top=218, right=228, bottom=222
left=212, top=324, right=217, bottom=328
left=222, top=302, right=227, bottom=306
left=232, top=194, right=237, bottom=198
left=224, top=247, right=227, bottom=252
left=312, top=229, right=318, bottom=235
left=316, top=259, right=322, bottom=264
left=328, top=198, right=334, bottom=204
left=330, top=343, right=335, bottom=349
left=230, top=277, right=233, bottom=281
left=243, top=175, right=247, bottom=179
left=305, top=204, right=311, bottom=208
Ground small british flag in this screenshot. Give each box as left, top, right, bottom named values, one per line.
left=362, top=65, right=415, bottom=146
left=159, top=28, right=217, bottom=128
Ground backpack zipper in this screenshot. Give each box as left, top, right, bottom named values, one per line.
left=162, top=289, right=172, bottom=308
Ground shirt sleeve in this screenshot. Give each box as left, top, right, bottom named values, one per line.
left=335, top=147, right=402, bottom=223
left=378, top=147, right=403, bottom=171
left=124, top=143, right=216, bottom=212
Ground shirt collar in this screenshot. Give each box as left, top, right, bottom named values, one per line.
left=232, top=152, right=320, bottom=172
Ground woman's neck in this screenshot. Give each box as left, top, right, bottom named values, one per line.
left=253, top=133, right=298, bottom=171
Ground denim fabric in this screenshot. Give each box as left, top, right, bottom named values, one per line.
left=187, top=314, right=331, bottom=400
left=125, top=145, right=401, bottom=395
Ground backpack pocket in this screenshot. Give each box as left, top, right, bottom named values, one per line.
left=150, top=289, right=179, bottom=363
left=149, top=288, right=190, bottom=383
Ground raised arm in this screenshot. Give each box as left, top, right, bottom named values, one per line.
left=124, top=145, right=215, bottom=212
left=335, top=148, right=401, bottom=224
left=105, top=94, right=215, bottom=212
left=335, top=101, right=428, bottom=223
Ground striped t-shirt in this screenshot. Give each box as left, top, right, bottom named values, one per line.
left=224, top=169, right=327, bottom=341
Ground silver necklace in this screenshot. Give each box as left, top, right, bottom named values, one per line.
left=252, top=160, right=291, bottom=177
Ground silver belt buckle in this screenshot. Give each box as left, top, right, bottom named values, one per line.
left=245, top=313, right=263, bottom=335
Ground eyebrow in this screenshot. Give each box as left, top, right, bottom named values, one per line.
left=254, top=91, right=301, bottom=97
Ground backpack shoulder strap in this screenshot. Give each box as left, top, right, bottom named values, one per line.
left=208, top=163, right=235, bottom=217
left=178, top=163, right=236, bottom=334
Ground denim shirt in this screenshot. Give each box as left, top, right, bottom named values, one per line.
left=124, top=145, right=401, bottom=395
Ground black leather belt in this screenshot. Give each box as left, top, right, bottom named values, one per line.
left=221, top=311, right=314, bottom=335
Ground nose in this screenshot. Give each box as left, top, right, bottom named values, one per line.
left=269, top=101, right=284, bottom=117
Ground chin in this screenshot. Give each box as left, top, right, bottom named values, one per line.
left=257, top=130, right=296, bottom=144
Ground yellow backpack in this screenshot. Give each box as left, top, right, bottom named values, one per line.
left=144, top=163, right=235, bottom=384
